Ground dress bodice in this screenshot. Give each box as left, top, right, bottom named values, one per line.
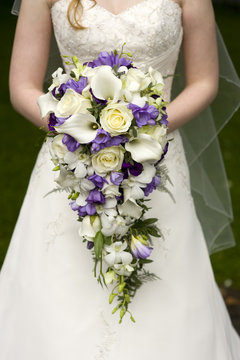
left=51, top=0, right=183, bottom=101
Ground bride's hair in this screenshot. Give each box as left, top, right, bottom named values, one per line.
left=66, top=0, right=96, bottom=29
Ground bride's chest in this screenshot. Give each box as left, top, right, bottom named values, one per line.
left=51, top=0, right=182, bottom=64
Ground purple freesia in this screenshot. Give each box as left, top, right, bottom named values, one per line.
left=62, top=134, right=80, bottom=152
left=143, top=175, right=161, bottom=196
left=48, top=113, right=67, bottom=131
left=110, top=172, right=124, bottom=186
left=57, top=77, right=88, bottom=96
left=85, top=51, right=133, bottom=70
left=91, top=131, right=128, bottom=153
left=130, top=236, right=153, bottom=259
left=87, top=241, right=94, bottom=250
left=122, top=160, right=143, bottom=178
left=77, top=204, right=96, bottom=216
left=86, top=189, right=106, bottom=205
left=160, top=107, right=168, bottom=125
left=128, top=103, right=159, bottom=127
left=88, top=174, right=108, bottom=189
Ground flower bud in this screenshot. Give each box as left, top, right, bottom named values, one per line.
left=109, top=293, right=117, bottom=304
left=118, top=282, right=126, bottom=293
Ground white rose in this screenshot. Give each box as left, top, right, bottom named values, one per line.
left=100, top=103, right=133, bottom=135
left=50, top=134, right=68, bottom=160
left=56, top=89, right=91, bottom=117
left=92, top=146, right=124, bottom=174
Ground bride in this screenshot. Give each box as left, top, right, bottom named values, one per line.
left=1, top=0, right=239, bottom=358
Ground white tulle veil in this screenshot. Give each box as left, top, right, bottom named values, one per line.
left=11, top=0, right=240, bottom=254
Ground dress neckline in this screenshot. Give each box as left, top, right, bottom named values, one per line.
left=51, top=0, right=182, bottom=17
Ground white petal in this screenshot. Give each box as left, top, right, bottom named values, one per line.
left=74, top=162, right=87, bottom=178
left=134, top=163, right=156, bottom=184
left=91, top=66, right=122, bottom=102
left=118, top=199, right=142, bottom=219
left=80, top=178, right=95, bottom=191
left=79, top=216, right=96, bottom=238
left=104, top=252, right=116, bottom=267
left=37, top=92, right=58, bottom=118
left=55, top=113, right=98, bottom=143
left=125, top=134, right=163, bottom=163
left=131, top=94, right=146, bottom=107
left=76, top=193, right=87, bottom=206
left=120, top=251, right=133, bottom=265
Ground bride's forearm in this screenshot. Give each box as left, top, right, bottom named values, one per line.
left=10, top=87, right=49, bottom=131
left=167, top=80, right=218, bottom=133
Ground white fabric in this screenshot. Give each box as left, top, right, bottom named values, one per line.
left=1, top=0, right=240, bottom=358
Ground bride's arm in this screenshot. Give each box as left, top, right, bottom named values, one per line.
left=167, top=0, right=218, bottom=133
left=9, top=0, right=52, bottom=130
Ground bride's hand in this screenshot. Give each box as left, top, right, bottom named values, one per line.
left=167, top=0, right=218, bottom=133
left=9, top=0, right=52, bottom=130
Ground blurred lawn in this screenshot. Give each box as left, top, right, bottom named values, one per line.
left=0, top=3, right=239, bottom=286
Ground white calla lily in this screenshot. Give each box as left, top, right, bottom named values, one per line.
left=118, top=199, right=142, bottom=219
left=125, top=134, right=163, bottom=163
left=91, top=66, right=122, bottom=102
left=37, top=92, right=58, bottom=118
left=55, top=113, right=99, bottom=143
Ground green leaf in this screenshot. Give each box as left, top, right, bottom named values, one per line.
left=142, top=218, right=158, bottom=225
left=94, top=231, right=104, bottom=260
left=103, top=235, right=112, bottom=245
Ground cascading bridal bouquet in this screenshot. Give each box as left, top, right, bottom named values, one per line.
left=38, top=46, right=172, bottom=323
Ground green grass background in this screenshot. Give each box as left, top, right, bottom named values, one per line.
left=0, top=2, right=239, bottom=287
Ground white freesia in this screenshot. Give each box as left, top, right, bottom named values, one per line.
left=78, top=215, right=101, bottom=241
left=118, top=199, right=142, bottom=219
left=48, top=67, right=70, bottom=92
left=103, top=241, right=132, bottom=266
left=50, top=134, right=68, bottom=161
left=37, top=92, right=58, bottom=118
left=91, top=66, right=122, bottom=102
left=121, top=68, right=151, bottom=104
left=100, top=102, right=133, bottom=135
left=92, top=146, right=124, bottom=174
left=64, top=151, right=88, bottom=179
left=54, top=165, right=79, bottom=190
left=96, top=197, right=118, bottom=217
left=55, top=113, right=99, bottom=143
left=102, top=182, right=121, bottom=198
left=56, top=89, right=91, bottom=117
left=125, top=134, right=163, bottom=163
left=121, top=163, right=156, bottom=202
left=147, top=66, right=164, bottom=86
left=138, top=125, right=167, bottom=148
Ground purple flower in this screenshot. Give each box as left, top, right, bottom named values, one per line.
left=48, top=113, right=67, bottom=131
left=160, top=107, right=168, bottom=125
left=94, top=129, right=111, bottom=144
left=86, top=189, right=106, bottom=205
left=87, top=241, right=94, bottom=250
left=130, top=235, right=153, bottom=259
left=122, top=160, right=143, bottom=178
left=88, top=174, right=108, bottom=189
left=85, top=51, right=133, bottom=70
left=128, top=103, right=159, bottom=127
left=91, top=131, right=128, bottom=153
left=58, top=77, right=88, bottom=96
left=110, top=172, right=124, bottom=186
left=143, top=176, right=161, bottom=196
left=70, top=201, right=80, bottom=211
left=62, top=134, right=80, bottom=152
left=77, top=204, right=96, bottom=216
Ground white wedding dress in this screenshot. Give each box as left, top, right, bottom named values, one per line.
left=1, top=0, right=240, bottom=358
